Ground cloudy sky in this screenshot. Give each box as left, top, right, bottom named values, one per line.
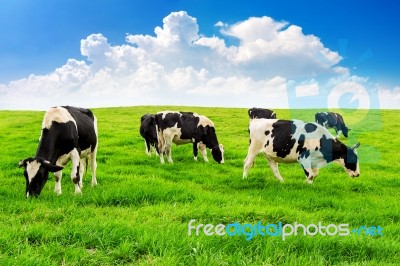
left=0, top=0, right=399, bottom=110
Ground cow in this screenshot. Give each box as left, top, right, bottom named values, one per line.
left=248, top=108, right=277, bottom=119
left=315, top=112, right=350, bottom=138
left=19, top=106, right=98, bottom=197
left=155, top=111, right=224, bottom=164
left=243, top=119, right=360, bottom=183
left=140, top=114, right=159, bottom=156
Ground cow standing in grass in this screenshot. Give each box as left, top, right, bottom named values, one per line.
left=140, top=114, right=159, bottom=156
left=315, top=112, right=350, bottom=138
left=155, top=111, right=224, bottom=164
left=19, top=106, right=98, bottom=197
left=243, top=118, right=360, bottom=183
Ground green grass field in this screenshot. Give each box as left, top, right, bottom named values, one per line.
left=0, top=106, right=399, bottom=265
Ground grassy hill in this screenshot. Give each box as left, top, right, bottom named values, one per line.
left=0, top=106, right=399, bottom=265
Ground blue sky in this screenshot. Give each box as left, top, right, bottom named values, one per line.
left=0, top=0, right=399, bottom=109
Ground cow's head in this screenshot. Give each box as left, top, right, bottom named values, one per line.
left=19, top=157, right=63, bottom=197
left=211, top=144, right=225, bottom=164
left=342, top=127, right=350, bottom=138
left=340, top=142, right=360, bottom=177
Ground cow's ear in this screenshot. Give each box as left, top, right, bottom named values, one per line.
left=18, top=157, right=34, bottom=168
left=42, top=162, right=63, bottom=172
left=351, top=142, right=360, bottom=150
left=18, top=160, right=25, bottom=168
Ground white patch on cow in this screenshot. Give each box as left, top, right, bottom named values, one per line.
left=80, top=147, right=92, bottom=158
left=160, top=110, right=176, bottom=120
left=197, top=115, right=214, bottom=128
left=42, top=106, right=77, bottom=130
left=26, top=160, right=42, bottom=183
left=219, top=144, right=225, bottom=164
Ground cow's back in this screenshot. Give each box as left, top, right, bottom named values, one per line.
left=62, top=106, right=97, bottom=152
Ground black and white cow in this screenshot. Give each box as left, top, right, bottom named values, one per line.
left=19, top=106, right=98, bottom=197
left=243, top=119, right=360, bottom=183
left=248, top=108, right=277, bottom=119
left=315, top=112, right=350, bottom=138
left=155, top=111, right=224, bottom=164
left=140, top=114, right=159, bottom=156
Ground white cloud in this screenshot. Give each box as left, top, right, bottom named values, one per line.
left=296, top=82, right=320, bottom=97
left=378, top=86, right=400, bottom=109
left=0, top=11, right=397, bottom=110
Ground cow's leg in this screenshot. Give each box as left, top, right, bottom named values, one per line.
left=158, top=136, right=166, bottom=164
left=193, top=142, right=199, bottom=161
left=90, top=147, right=98, bottom=187
left=243, top=148, right=258, bottom=179
left=159, top=150, right=165, bottom=164
left=311, top=168, right=319, bottom=183
left=333, top=126, right=341, bottom=138
left=266, top=157, right=284, bottom=182
left=199, top=143, right=208, bottom=162
left=298, top=155, right=316, bottom=184
left=151, top=144, right=159, bottom=156
left=79, top=159, right=85, bottom=188
left=153, top=143, right=160, bottom=156
left=53, top=170, right=63, bottom=195
left=302, top=166, right=314, bottom=184
left=54, top=157, right=68, bottom=195
left=145, top=140, right=151, bottom=155
left=166, top=139, right=173, bottom=163
left=70, top=148, right=82, bottom=194
left=91, top=116, right=98, bottom=187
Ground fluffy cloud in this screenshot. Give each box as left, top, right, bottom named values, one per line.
left=378, top=86, right=400, bottom=109
left=0, top=11, right=396, bottom=110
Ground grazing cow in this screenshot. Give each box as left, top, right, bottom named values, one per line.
left=140, top=114, right=159, bottom=156
left=315, top=112, right=350, bottom=138
left=155, top=111, right=224, bottom=164
left=248, top=108, right=277, bottom=119
left=19, top=106, right=98, bottom=197
left=243, top=119, right=360, bottom=183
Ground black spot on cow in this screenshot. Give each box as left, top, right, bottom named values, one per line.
left=315, top=147, right=319, bottom=151
left=305, top=123, right=317, bottom=133
left=296, top=134, right=307, bottom=154
left=296, top=134, right=310, bottom=159
left=345, top=149, right=358, bottom=171
left=179, top=112, right=200, bottom=139
left=264, top=140, right=270, bottom=148
left=299, top=150, right=310, bottom=159
left=265, top=130, right=270, bottom=136
left=302, top=166, right=310, bottom=178
left=271, top=120, right=297, bottom=158
left=319, top=134, right=348, bottom=163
